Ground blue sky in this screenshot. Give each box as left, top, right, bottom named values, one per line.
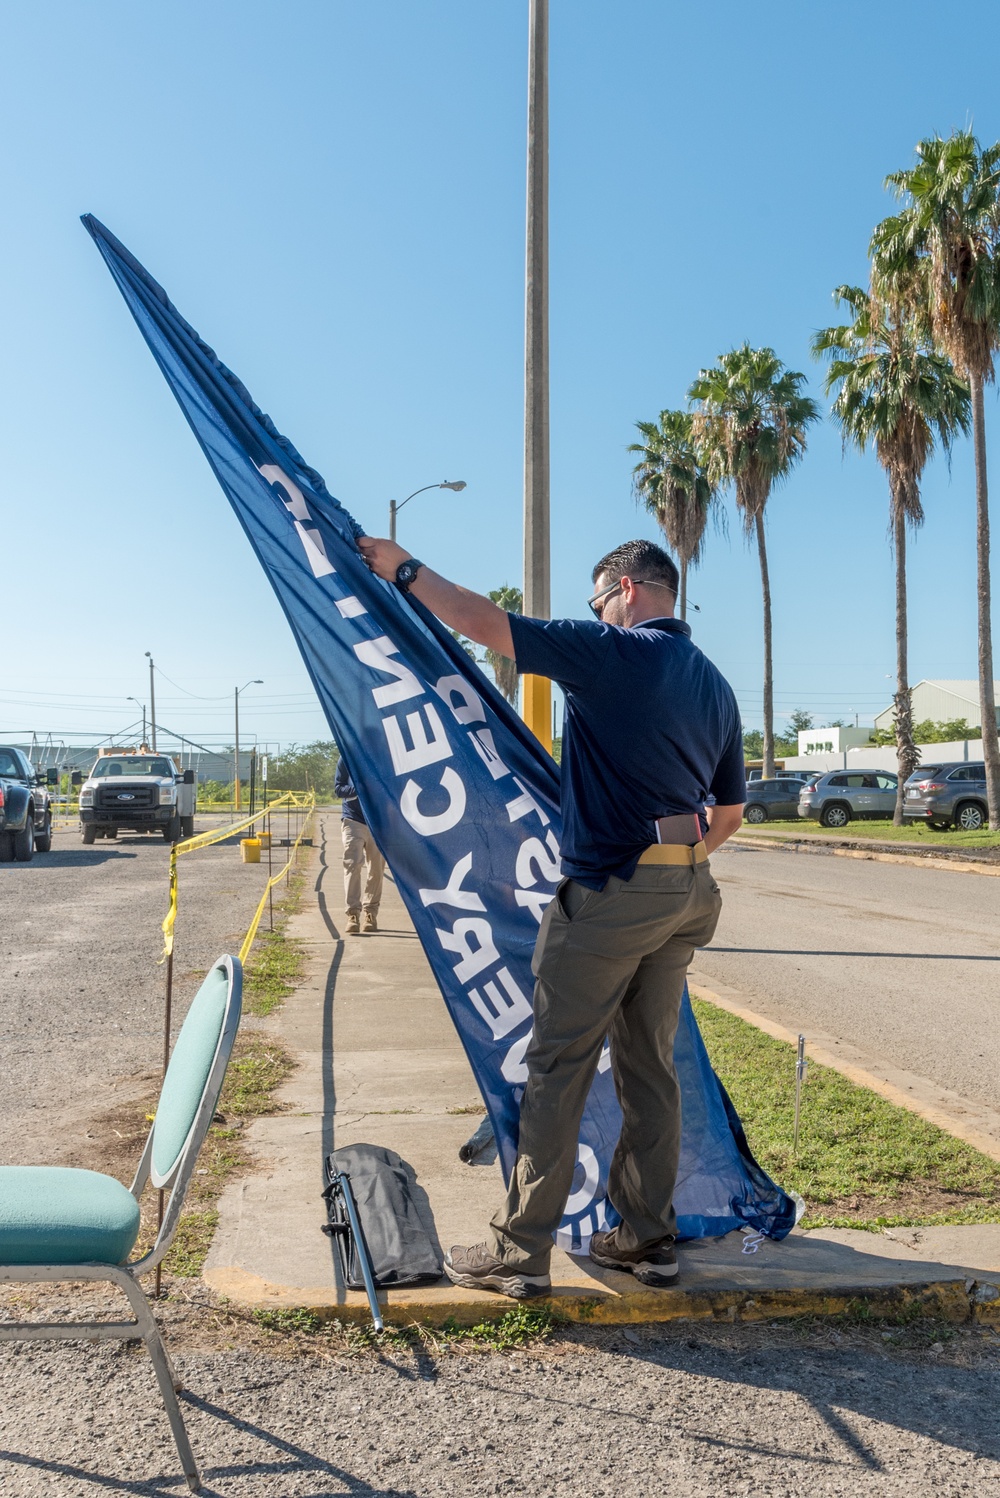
left=3, top=1, right=998, bottom=753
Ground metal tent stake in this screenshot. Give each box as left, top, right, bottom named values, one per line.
left=793, top=1034, right=807, bottom=1153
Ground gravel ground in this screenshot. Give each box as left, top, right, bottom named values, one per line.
left=1, top=1311, right=998, bottom=1496
left=0, top=819, right=288, bottom=1165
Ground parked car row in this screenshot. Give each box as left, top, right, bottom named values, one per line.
left=742, top=762, right=990, bottom=832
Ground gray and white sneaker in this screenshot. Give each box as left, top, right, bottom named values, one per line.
left=589, top=1228, right=678, bottom=1286
left=443, top=1242, right=551, bottom=1300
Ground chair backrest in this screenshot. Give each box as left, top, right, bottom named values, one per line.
left=150, top=956, right=242, bottom=1190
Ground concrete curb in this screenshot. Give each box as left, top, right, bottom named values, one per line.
left=203, top=1265, right=1000, bottom=1329
left=733, top=832, right=1000, bottom=876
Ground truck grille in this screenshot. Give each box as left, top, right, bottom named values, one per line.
left=96, top=785, right=158, bottom=810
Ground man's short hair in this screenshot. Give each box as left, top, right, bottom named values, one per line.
left=593, top=539, right=679, bottom=594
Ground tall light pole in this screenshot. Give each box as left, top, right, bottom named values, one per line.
left=389, top=480, right=467, bottom=543
left=234, top=680, right=263, bottom=811
left=522, top=0, right=551, bottom=751
left=128, top=697, right=147, bottom=747
left=144, top=653, right=157, bottom=750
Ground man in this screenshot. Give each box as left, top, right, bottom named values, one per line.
left=358, top=535, right=745, bottom=1298
left=334, top=751, right=384, bottom=935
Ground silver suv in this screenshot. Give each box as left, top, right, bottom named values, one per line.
left=798, top=769, right=899, bottom=828
left=902, top=762, right=988, bottom=831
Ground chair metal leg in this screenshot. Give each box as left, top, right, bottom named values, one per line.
left=117, top=1272, right=201, bottom=1493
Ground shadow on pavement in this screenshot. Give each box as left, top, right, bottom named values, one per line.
left=705, top=945, right=1000, bottom=961
left=0, top=849, right=138, bottom=870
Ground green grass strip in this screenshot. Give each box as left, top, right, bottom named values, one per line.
left=736, top=818, right=999, bottom=850
left=691, top=996, right=1000, bottom=1230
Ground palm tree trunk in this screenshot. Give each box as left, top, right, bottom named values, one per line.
left=971, top=372, right=1000, bottom=829
left=679, top=559, right=687, bottom=622
left=755, top=510, right=775, bottom=778
left=892, top=504, right=918, bottom=825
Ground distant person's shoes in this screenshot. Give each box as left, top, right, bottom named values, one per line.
left=589, top=1229, right=678, bottom=1285
left=443, top=1242, right=550, bottom=1300
left=345, top=913, right=361, bottom=936
left=362, top=911, right=378, bottom=934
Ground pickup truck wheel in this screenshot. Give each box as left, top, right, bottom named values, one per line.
left=82, top=824, right=97, bottom=845
left=0, top=831, right=13, bottom=862
left=13, top=817, right=34, bottom=862
left=181, top=815, right=195, bottom=839
left=35, top=812, right=52, bottom=852
left=163, top=814, right=182, bottom=843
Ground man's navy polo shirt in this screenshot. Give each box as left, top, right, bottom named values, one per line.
left=508, top=613, right=745, bottom=890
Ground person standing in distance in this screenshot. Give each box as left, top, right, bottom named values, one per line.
left=334, top=751, right=385, bottom=936
left=358, top=535, right=745, bottom=1297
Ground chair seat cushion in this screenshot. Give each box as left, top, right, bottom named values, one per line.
left=0, top=1167, right=141, bottom=1266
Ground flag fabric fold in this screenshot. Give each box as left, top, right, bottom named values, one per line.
left=83, top=214, right=795, bottom=1247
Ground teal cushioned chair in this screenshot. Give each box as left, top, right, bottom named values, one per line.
left=0, top=955, right=242, bottom=1494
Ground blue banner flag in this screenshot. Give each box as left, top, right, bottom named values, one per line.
left=83, top=215, right=795, bottom=1248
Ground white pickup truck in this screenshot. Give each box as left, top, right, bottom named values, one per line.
left=78, top=749, right=196, bottom=845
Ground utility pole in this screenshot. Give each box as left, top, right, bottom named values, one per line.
left=234, top=680, right=262, bottom=812
left=145, top=653, right=157, bottom=750
left=234, top=686, right=241, bottom=812
left=522, top=0, right=552, bottom=751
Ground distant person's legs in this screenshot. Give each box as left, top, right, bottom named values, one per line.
left=341, top=819, right=367, bottom=935
left=361, top=826, right=384, bottom=932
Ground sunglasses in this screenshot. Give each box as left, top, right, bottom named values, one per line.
left=587, top=577, right=688, bottom=619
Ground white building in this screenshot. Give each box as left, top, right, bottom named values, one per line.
left=797, top=726, right=873, bottom=756
left=873, top=680, right=1000, bottom=734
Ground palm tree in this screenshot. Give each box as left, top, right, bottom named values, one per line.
left=689, top=345, right=819, bottom=777
left=871, top=130, right=1000, bottom=827
left=485, top=585, right=522, bottom=705
left=628, top=409, right=716, bottom=620
left=813, top=287, right=971, bottom=823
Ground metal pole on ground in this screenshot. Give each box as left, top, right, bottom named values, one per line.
left=521, top=0, right=551, bottom=753
left=793, top=1034, right=807, bottom=1153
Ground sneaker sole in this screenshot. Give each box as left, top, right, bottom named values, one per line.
left=443, top=1265, right=551, bottom=1300
left=589, top=1250, right=678, bottom=1286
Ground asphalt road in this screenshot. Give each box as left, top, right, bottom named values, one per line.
left=0, top=821, right=278, bottom=1165
left=698, top=842, right=1000, bottom=1114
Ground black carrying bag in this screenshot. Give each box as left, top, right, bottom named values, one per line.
left=322, top=1144, right=443, bottom=1289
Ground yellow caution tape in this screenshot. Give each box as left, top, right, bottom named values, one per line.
left=158, top=792, right=315, bottom=965
left=239, top=803, right=315, bottom=964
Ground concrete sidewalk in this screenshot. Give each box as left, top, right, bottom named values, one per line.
left=204, top=813, right=1000, bottom=1326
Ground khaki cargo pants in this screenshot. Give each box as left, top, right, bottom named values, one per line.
left=341, top=818, right=384, bottom=916
left=490, top=856, right=722, bottom=1274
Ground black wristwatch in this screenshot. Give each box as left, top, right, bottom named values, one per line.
left=395, top=557, right=424, bottom=593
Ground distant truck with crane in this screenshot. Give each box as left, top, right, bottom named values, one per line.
left=78, top=748, right=196, bottom=844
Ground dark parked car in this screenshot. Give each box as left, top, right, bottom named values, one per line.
left=798, top=769, right=898, bottom=828
left=902, top=762, right=988, bottom=831
left=0, top=745, right=56, bottom=862
left=743, top=778, right=816, bottom=823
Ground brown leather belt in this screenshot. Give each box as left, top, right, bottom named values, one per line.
left=638, top=841, right=708, bottom=866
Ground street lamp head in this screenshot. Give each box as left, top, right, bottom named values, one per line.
left=145, top=651, right=152, bottom=661
left=440, top=480, right=467, bottom=492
